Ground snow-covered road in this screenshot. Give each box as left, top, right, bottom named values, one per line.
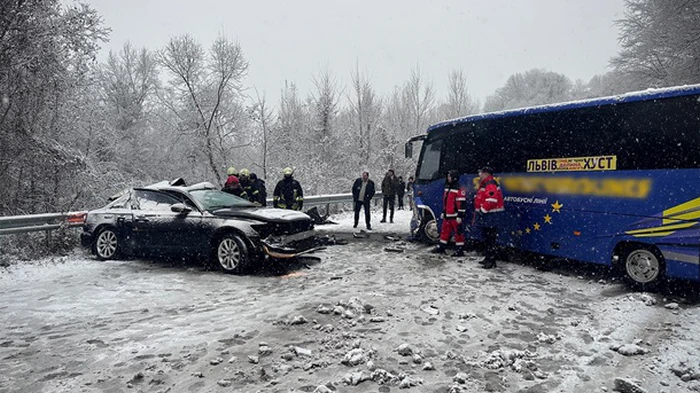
left=1, top=209, right=698, bottom=393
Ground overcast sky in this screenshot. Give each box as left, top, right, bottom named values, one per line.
left=80, top=0, right=625, bottom=103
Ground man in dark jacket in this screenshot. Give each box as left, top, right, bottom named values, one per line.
left=273, top=167, right=303, bottom=210
left=406, top=176, right=415, bottom=210
left=397, top=176, right=406, bottom=210
left=239, top=168, right=263, bottom=205
left=250, top=173, right=267, bottom=206
left=380, top=169, right=398, bottom=223
left=352, top=171, right=376, bottom=230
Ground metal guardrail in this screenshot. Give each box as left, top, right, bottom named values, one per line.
left=285, top=192, right=383, bottom=208
left=0, top=212, right=87, bottom=235
left=0, top=192, right=387, bottom=236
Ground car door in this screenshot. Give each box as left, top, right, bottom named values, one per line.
left=131, top=189, right=199, bottom=253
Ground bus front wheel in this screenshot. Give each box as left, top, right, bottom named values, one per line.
left=419, top=215, right=440, bottom=244
left=621, top=245, right=665, bottom=289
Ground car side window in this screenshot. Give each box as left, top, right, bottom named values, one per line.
left=107, top=193, right=130, bottom=209
left=133, top=190, right=182, bottom=212
left=161, top=190, right=200, bottom=211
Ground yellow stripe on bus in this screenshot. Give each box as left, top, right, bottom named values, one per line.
left=630, top=231, right=675, bottom=238
left=625, top=222, right=696, bottom=235
left=663, top=196, right=700, bottom=226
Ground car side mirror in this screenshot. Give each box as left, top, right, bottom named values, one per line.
left=171, top=203, right=191, bottom=214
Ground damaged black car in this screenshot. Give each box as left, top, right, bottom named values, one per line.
left=80, top=179, right=320, bottom=273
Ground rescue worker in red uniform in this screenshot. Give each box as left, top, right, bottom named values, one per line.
left=431, top=170, right=468, bottom=256
left=472, top=166, right=505, bottom=269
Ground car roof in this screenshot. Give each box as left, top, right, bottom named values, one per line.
left=109, top=179, right=217, bottom=201
left=142, top=181, right=218, bottom=193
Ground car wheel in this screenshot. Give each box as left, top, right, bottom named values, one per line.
left=93, top=227, right=120, bottom=260
left=622, top=245, right=664, bottom=290
left=212, top=234, right=249, bottom=274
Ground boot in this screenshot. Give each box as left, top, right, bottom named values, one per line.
left=480, top=259, right=496, bottom=269
left=452, top=247, right=465, bottom=257
left=430, top=245, right=446, bottom=254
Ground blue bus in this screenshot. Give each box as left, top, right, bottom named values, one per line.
left=405, top=85, right=700, bottom=287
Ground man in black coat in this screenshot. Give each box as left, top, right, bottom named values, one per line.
left=249, top=173, right=267, bottom=206
left=381, top=169, right=398, bottom=223
left=397, top=176, right=406, bottom=210
left=352, top=171, right=376, bottom=230
left=239, top=168, right=263, bottom=205
left=273, top=167, right=303, bottom=210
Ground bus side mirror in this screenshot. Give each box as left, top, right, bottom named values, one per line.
left=405, top=142, right=413, bottom=158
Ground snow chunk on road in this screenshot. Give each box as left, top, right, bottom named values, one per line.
left=399, top=375, right=423, bottom=388
left=341, top=348, right=368, bottom=366
left=290, top=315, right=308, bottom=325
left=396, top=343, right=413, bottom=356
left=610, top=344, right=648, bottom=356
left=614, top=377, right=647, bottom=393
left=342, top=370, right=372, bottom=386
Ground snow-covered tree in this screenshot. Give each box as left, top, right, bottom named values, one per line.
left=611, top=0, right=700, bottom=89
left=248, top=90, right=276, bottom=180
left=305, top=69, right=342, bottom=194
left=483, top=69, right=573, bottom=112
left=271, top=81, right=309, bottom=180
left=348, top=65, right=382, bottom=167
left=0, top=0, right=108, bottom=214
left=100, top=43, right=158, bottom=133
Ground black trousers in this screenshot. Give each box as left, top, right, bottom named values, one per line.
left=482, top=227, right=499, bottom=263
left=397, top=194, right=404, bottom=209
left=354, top=200, right=371, bottom=228
left=382, top=195, right=395, bottom=221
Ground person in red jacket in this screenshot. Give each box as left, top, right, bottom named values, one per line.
left=472, top=166, right=505, bottom=269
left=431, top=170, right=468, bottom=256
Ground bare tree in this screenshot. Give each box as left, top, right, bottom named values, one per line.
left=250, top=90, right=275, bottom=180
left=158, top=34, right=248, bottom=184
left=403, top=66, right=436, bottom=138
left=349, top=64, right=382, bottom=166
left=439, top=69, right=478, bottom=119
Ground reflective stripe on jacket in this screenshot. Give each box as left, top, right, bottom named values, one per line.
left=443, top=184, right=467, bottom=219
left=474, top=175, right=504, bottom=214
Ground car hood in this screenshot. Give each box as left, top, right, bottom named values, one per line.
left=212, top=207, right=311, bottom=223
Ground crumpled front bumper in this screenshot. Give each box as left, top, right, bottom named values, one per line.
left=260, top=230, right=323, bottom=259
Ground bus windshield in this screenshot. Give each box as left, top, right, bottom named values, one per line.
left=417, top=138, right=442, bottom=182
